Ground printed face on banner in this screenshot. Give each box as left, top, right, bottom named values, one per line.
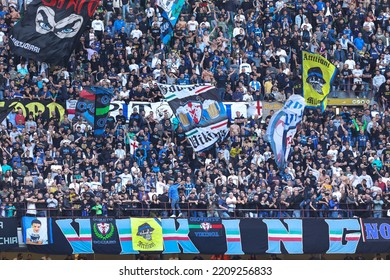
left=23, top=217, right=50, bottom=245
left=137, top=223, right=154, bottom=241
left=10, top=0, right=99, bottom=65
left=35, top=6, right=83, bottom=39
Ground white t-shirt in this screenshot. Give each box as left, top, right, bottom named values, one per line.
left=187, top=20, right=199, bottom=31
left=327, top=149, right=338, bottom=162
left=131, top=29, right=142, bottom=39
left=119, top=173, right=133, bottom=185
left=26, top=227, right=48, bottom=244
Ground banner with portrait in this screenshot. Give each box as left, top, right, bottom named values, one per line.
left=22, top=217, right=52, bottom=245
left=302, top=51, right=337, bottom=111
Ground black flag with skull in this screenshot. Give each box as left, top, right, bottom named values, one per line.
left=9, top=0, right=99, bottom=65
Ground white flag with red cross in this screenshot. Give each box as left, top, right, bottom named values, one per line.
left=247, top=100, right=263, bottom=118
left=129, top=139, right=140, bottom=155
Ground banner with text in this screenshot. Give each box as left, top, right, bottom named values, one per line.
left=158, top=84, right=229, bottom=152
left=0, top=218, right=19, bottom=250
left=19, top=217, right=390, bottom=255
left=0, top=100, right=65, bottom=122
left=9, top=0, right=99, bottom=65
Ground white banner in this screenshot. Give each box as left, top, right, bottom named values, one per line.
left=66, top=100, right=274, bottom=123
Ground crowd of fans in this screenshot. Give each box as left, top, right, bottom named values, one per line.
left=0, top=0, right=388, bottom=222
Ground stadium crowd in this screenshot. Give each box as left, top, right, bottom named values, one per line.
left=0, top=0, right=388, bottom=221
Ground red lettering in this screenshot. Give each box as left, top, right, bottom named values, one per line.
left=42, top=0, right=99, bottom=16
left=87, top=0, right=99, bottom=17
left=56, top=0, right=66, bottom=9
left=76, top=0, right=87, bottom=14
left=42, top=0, right=56, bottom=7
left=66, top=0, right=77, bottom=12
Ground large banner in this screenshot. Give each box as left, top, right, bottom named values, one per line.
left=302, top=51, right=337, bottom=111
left=22, top=217, right=52, bottom=245
left=158, top=84, right=229, bottom=152
left=266, top=95, right=305, bottom=170
left=68, top=100, right=274, bottom=123
left=158, top=0, right=185, bottom=45
left=9, top=0, right=99, bottom=65
left=75, top=87, right=113, bottom=136
left=0, top=100, right=65, bottom=121
left=21, top=217, right=390, bottom=255
left=0, top=218, right=19, bottom=250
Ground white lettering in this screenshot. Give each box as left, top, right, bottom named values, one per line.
left=10, top=35, right=41, bottom=53
left=0, top=237, right=18, bottom=245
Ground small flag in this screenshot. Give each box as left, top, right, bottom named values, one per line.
left=247, top=101, right=263, bottom=118
left=129, top=139, right=139, bottom=155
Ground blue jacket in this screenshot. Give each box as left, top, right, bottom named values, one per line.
left=168, top=184, right=180, bottom=200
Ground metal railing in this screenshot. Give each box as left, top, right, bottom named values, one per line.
left=5, top=202, right=389, bottom=220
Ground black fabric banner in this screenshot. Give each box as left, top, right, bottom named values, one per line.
left=0, top=218, right=18, bottom=251
left=9, top=0, right=99, bottom=65
left=90, top=217, right=121, bottom=254
left=188, top=217, right=226, bottom=254
left=76, top=86, right=112, bottom=136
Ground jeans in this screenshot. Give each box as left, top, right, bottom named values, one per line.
left=170, top=198, right=181, bottom=216
left=122, top=4, right=129, bottom=18
left=320, top=205, right=329, bottom=217
left=198, top=212, right=206, bottom=218
left=126, top=22, right=136, bottom=37
left=219, top=211, right=230, bottom=218
left=330, top=211, right=339, bottom=218
left=361, top=81, right=370, bottom=98
left=217, top=87, right=226, bottom=100
left=373, top=211, right=382, bottom=218
left=259, top=211, right=269, bottom=218
left=293, top=209, right=301, bottom=218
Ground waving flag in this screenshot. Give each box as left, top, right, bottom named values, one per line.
left=302, top=51, right=337, bottom=111
left=9, top=0, right=99, bottom=65
left=158, top=84, right=229, bottom=152
left=129, top=139, right=139, bottom=155
left=247, top=101, right=263, bottom=118
left=0, top=104, right=16, bottom=124
left=76, top=87, right=113, bottom=136
left=158, top=0, right=185, bottom=44
left=266, top=95, right=305, bottom=170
